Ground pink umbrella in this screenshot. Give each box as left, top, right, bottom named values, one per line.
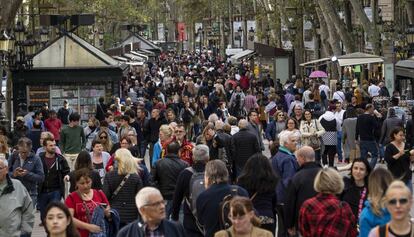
left=309, top=70, right=328, bottom=78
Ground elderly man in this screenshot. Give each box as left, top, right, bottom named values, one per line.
left=284, top=146, right=321, bottom=236
left=171, top=144, right=210, bottom=237
left=8, top=137, right=44, bottom=207
left=271, top=130, right=299, bottom=237
left=0, top=155, right=35, bottom=237
left=196, top=160, right=249, bottom=237
left=117, top=187, right=186, bottom=237
left=230, top=119, right=261, bottom=178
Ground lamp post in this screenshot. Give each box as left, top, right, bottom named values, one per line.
left=266, top=27, right=271, bottom=45
left=39, top=27, right=49, bottom=47
left=248, top=27, right=255, bottom=42
left=197, top=27, right=202, bottom=52
left=236, top=26, right=243, bottom=48
left=406, top=24, right=414, bottom=58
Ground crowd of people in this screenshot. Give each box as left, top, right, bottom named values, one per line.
left=0, top=50, right=414, bottom=237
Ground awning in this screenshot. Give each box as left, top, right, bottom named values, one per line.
left=396, top=59, right=414, bottom=78
left=130, top=51, right=149, bottom=61
left=230, top=49, right=256, bottom=63
left=299, top=57, right=330, bottom=67
left=336, top=52, right=384, bottom=66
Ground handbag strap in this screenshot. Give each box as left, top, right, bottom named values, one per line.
left=111, top=174, right=131, bottom=200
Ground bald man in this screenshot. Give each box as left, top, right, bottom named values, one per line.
left=284, top=146, right=322, bottom=236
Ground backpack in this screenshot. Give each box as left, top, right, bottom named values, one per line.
left=182, top=109, right=192, bottom=123
left=185, top=167, right=205, bottom=232
left=218, top=186, right=239, bottom=230
left=320, top=90, right=327, bottom=100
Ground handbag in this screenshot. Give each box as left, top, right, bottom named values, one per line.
left=308, top=120, right=321, bottom=150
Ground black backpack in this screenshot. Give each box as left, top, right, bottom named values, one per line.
left=320, top=90, right=327, bottom=100
left=218, top=186, right=239, bottom=230
left=184, top=167, right=205, bottom=233
left=182, top=109, right=192, bottom=123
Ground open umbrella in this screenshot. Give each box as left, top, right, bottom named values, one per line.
left=309, top=70, right=328, bottom=78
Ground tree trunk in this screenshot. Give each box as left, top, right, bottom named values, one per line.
left=343, top=0, right=353, bottom=32
left=318, top=0, right=356, bottom=53
left=349, top=0, right=381, bottom=54
left=0, top=0, right=23, bottom=29
left=220, top=16, right=225, bottom=56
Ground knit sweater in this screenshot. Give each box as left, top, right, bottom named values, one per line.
left=60, top=125, right=86, bottom=153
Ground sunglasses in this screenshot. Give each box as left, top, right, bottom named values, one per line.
left=100, top=136, right=108, bottom=139
left=388, top=198, right=409, bottom=206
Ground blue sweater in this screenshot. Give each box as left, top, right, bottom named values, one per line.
left=358, top=200, right=390, bottom=237
left=271, top=147, right=299, bottom=204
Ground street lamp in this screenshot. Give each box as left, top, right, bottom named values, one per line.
left=39, top=27, right=49, bottom=46
left=197, top=27, right=202, bottom=52
left=406, top=24, right=414, bottom=57
left=236, top=26, right=243, bottom=48
left=266, top=27, right=271, bottom=45
left=248, top=27, right=255, bottom=42
left=14, top=22, right=26, bottom=43
left=0, top=31, right=10, bottom=52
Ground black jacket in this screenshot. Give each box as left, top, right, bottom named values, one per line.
left=153, top=154, right=188, bottom=199
left=145, top=117, right=167, bottom=143
left=117, top=219, right=186, bottom=237
left=171, top=163, right=205, bottom=237
left=230, top=128, right=261, bottom=172
left=284, top=162, right=321, bottom=229
left=196, top=183, right=249, bottom=237
left=38, top=152, right=70, bottom=197
left=103, top=171, right=143, bottom=224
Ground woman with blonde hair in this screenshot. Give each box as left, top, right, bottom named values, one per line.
left=214, top=196, right=273, bottom=237
left=359, top=168, right=394, bottom=237
left=299, top=167, right=357, bottom=237
left=151, top=124, right=174, bottom=167
left=103, top=148, right=143, bottom=228
left=368, top=180, right=413, bottom=237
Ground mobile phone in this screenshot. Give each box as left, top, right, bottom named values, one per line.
left=101, top=203, right=108, bottom=208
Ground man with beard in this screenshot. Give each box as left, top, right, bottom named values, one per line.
left=37, top=137, right=70, bottom=224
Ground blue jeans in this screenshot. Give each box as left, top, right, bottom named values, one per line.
left=337, top=131, right=343, bottom=161
left=165, top=199, right=173, bottom=219
left=38, top=190, right=61, bottom=221
left=360, top=140, right=378, bottom=168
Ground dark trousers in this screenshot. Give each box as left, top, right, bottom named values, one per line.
left=139, top=140, right=148, bottom=158
left=360, top=140, right=378, bottom=168
left=276, top=204, right=287, bottom=237
left=38, top=190, right=61, bottom=221
left=322, top=145, right=337, bottom=167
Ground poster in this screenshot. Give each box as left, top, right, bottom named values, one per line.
left=384, top=63, right=394, bottom=94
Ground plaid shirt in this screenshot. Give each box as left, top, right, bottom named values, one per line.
left=299, top=193, right=357, bottom=237
left=144, top=224, right=164, bottom=237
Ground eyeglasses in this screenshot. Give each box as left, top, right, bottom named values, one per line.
left=143, top=200, right=167, bottom=207
left=388, top=198, right=409, bottom=206
left=278, top=114, right=284, bottom=117
left=100, top=136, right=107, bottom=139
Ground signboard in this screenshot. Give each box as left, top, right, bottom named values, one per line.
left=177, top=22, right=186, bottom=42
left=157, top=23, right=164, bottom=41
left=384, top=63, right=394, bottom=93
left=233, top=21, right=243, bottom=48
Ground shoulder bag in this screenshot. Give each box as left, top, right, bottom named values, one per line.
left=110, top=174, right=131, bottom=201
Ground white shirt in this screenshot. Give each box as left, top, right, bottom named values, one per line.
left=334, top=109, right=345, bottom=131
left=368, top=84, right=380, bottom=97
left=319, top=85, right=330, bottom=99
left=332, top=91, right=346, bottom=103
